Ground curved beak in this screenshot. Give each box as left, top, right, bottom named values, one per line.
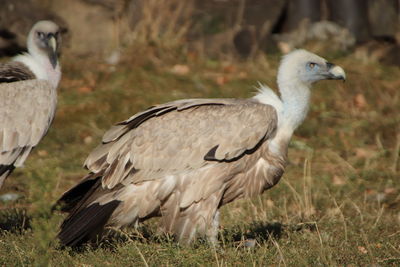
left=46, top=34, right=58, bottom=69
left=326, top=62, right=346, bottom=81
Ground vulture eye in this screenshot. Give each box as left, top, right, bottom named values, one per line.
left=37, top=31, right=45, bottom=39
left=308, top=62, right=316, bottom=69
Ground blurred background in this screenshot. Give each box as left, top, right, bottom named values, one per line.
left=1, top=0, right=399, bottom=65
left=0, top=1, right=399, bottom=265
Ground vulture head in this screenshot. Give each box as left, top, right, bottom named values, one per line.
left=27, top=20, right=61, bottom=69
left=277, top=49, right=346, bottom=87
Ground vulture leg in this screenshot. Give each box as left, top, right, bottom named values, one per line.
left=173, top=192, right=222, bottom=244
left=206, top=210, right=220, bottom=245
left=159, top=192, right=181, bottom=234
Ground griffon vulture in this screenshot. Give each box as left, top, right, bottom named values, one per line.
left=57, top=49, right=345, bottom=246
left=0, top=21, right=62, bottom=188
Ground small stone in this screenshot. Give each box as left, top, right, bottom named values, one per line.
left=244, top=238, right=256, bottom=248
left=0, top=193, right=21, bottom=202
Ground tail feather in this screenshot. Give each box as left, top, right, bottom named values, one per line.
left=56, top=174, right=101, bottom=212
left=0, top=164, right=15, bottom=188
left=56, top=172, right=122, bottom=247
left=58, top=200, right=121, bottom=247
left=0, top=146, right=33, bottom=189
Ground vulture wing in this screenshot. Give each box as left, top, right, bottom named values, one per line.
left=0, top=79, right=57, bottom=187
left=83, top=98, right=278, bottom=190
left=0, top=61, right=35, bottom=83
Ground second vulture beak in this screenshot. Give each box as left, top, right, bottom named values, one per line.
left=47, top=34, right=58, bottom=69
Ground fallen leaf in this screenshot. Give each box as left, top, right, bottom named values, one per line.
left=354, top=93, right=368, bottom=109
left=83, top=72, right=97, bottom=88
left=357, top=246, right=368, bottom=254
left=304, top=206, right=316, bottom=217
left=216, top=76, right=229, bottom=86
left=354, top=148, right=375, bottom=159
left=327, top=207, right=341, bottom=216
left=222, top=64, right=236, bottom=73
left=84, top=136, right=93, bottom=145
left=365, top=189, right=376, bottom=195
left=384, top=187, right=397, bottom=194
left=170, top=64, right=190, bottom=75
left=238, top=71, right=248, bottom=79
left=266, top=199, right=274, bottom=208
left=187, top=51, right=198, bottom=61
left=278, top=41, right=292, bottom=53
left=77, top=86, right=93, bottom=94
left=332, top=175, right=345, bottom=186
left=326, top=128, right=336, bottom=136
left=37, top=150, right=48, bottom=157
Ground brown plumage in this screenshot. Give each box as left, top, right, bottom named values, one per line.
left=57, top=50, right=346, bottom=246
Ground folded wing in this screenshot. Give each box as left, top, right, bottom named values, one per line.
left=83, top=98, right=278, bottom=190
left=0, top=79, right=57, bottom=187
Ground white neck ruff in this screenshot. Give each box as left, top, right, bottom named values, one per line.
left=13, top=49, right=61, bottom=89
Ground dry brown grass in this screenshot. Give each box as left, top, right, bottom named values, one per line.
left=127, top=0, right=194, bottom=49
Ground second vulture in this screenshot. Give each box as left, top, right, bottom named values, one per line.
left=57, top=49, right=345, bottom=246
left=0, top=20, right=62, bottom=189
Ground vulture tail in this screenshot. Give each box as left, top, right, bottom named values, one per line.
left=58, top=200, right=121, bottom=247
left=0, top=164, right=14, bottom=188
left=56, top=173, right=121, bottom=247
left=55, top=174, right=101, bottom=213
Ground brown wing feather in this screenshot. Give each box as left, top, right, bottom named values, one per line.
left=0, top=79, right=57, bottom=184
left=0, top=61, right=35, bottom=83
left=84, top=98, right=278, bottom=190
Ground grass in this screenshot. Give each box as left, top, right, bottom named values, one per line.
left=0, top=47, right=399, bottom=266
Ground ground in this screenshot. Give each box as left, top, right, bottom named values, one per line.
left=0, top=47, right=399, bottom=266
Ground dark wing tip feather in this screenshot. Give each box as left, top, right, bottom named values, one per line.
left=55, top=176, right=100, bottom=212
left=204, top=145, right=219, bottom=161
left=0, top=62, right=35, bottom=83
left=58, top=200, right=121, bottom=247
left=0, top=77, right=23, bottom=83
left=104, top=106, right=173, bottom=143
left=0, top=164, right=15, bottom=178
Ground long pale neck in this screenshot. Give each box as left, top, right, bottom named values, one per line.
left=278, top=78, right=311, bottom=135
left=281, top=82, right=311, bottom=129
left=34, top=53, right=61, bottom=88
left=266, top=80, right=310, bottom=156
